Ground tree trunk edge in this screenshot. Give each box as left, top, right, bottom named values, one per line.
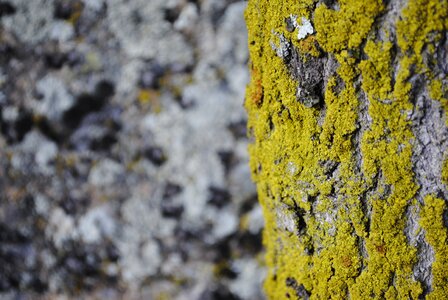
left=245, top=0, right=448, bottom=299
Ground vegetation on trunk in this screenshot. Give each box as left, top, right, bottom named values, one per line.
left=245, top=0, right=448, bottom=298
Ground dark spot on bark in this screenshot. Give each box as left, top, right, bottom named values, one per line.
left=63, top=93, right=105, bottom=128
left=322, top=0, right=336, bottom=7
left=60, top=196, right=89, bottom=216
left=63, top=81, right=114, bottom=129
left=106, top=243, right=120, bottom=263
left=240, top=194, right=258, bottom=214
left=163, top=182, right=183, bottom=199
left=286, top=277, right=310, bottom=299
left=304, top=243, right=314, bottom=255
left=268, top=116, right=275, bottom=132
left=94, top=80, right=115, bottom=100
left=90, top=131, right=117, bottom=152
left=283, top=45, right=324, bottom=107
left=319, top=160, right=340, bottom=178
left=13, top=110, right=34, bottom=142
left=29, top=277, right=48, bottom=293
left=144, top=146, right=167, bottom=166
left=64, top=254, right=93, bottom=276
left=0, top=1, right=15, bottom=17
left=274, top=157, right=282, bottom=165
left=33, top=89, right=45, bottom=101
left=227, top=119, right=247, bottom=139
left=409, top=77, right=426, bottom=104
left=0, top=41, right=17, bottom=64
left=289, top=202, right=307, bottom=234
left=237, top=231, right=263, bottom=253
left=63, top=80, right=115, bottom=130
left=215, top=263, right=238, bottom=279
left=54, top=1, right=80, bottom=20
left=34, top=117, right=63, bottom=144
left=55, top=242, right=118, bottom=292
left=296, top=212, right=307, bottom=233
left=331, top=74, right=345, bottom=96
left=207, top=186, right=231, bottom=208
left=67, top=105, right=122, bottom=151
left=131, top=10, right=143, bottom=24
left=437, top=32, right=448, bottom=74
left=256, top=163, right=262, bottom=174
left=0, top=221, right=47, bottom=293
left=443, top=209, right=448, bottom=229
left=285, top=16, right=295, bottom=32
left=199, top=284, right=241, bottom=300
left=44, top=51, right=68, bottom=69
left=164, top=7, right=180, bottom=24
left=217, top=150, right=236, bottom=175
left=285, top=277, right=297, bottom=287
left=173, top=227, right=201, bottom=260
left=211, top=238, right=232, bottom=262
left=161, top=202, right=184, bottom=218
left=1, top=108, right=33, bottom=144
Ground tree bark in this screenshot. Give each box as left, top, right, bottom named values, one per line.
left=245, top=0, right=448, bottom=299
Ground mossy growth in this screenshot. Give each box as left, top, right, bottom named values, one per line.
left=420, top=195, right=448, bottom=300
left=245, top=0, right=448, bottom=299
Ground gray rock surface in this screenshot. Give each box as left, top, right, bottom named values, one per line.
left=0, top=0, right=266, bottom=299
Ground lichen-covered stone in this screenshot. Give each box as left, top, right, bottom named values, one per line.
left=0, top=0, right=265, bottom=299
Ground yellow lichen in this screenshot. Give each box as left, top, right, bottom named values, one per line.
left=429, top=79, right=448, bottom=123
left=420, top=195, right=448, bottom=299
left=396, top=0, right=448, bottom=120
left=245, top=0, right=448, bottom=298
left=137, top=89, right=161, bottom=112
left=443, top=158, right=448, bottom=186
left=314, top=0, right=383, bottom=53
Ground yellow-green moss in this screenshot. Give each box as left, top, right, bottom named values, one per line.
left=352, top=33, right=422, bottom=297
left=429, top=79, right=448, bottom=123
left=358, top=41, right=393, bottom=101
left=443, top=158, right=448, bottom=186
left=314, top=0, right=383, bottom=53
left=396, top=0, right=448, bottom=120
left=396, top=0, right=447, bottom=63
left=420, top=195, right=448, bottom=299
left=245, top=0, right=448, bottom=299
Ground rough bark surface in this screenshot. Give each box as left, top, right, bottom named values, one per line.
left=245, top=0, right=448, bottom=299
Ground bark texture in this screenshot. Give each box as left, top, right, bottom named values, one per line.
left=245, top=0, right=448, bottom=299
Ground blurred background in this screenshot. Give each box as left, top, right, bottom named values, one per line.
left=0, top=0, right=266, bottom=299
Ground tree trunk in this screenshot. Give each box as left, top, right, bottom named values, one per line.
left=244, top=0, right=448, bottom=299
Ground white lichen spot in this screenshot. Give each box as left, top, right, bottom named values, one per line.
left=213, top=208, right=239, bottom=239
left=275, top=204, right=296, bottom=233
left=270, top=31, right=290, bottom=58
left=287, top=161, right=297, bottom=176
left=324, top=212, right=337, bottom=236
left=47, top=208, right=75, bottom=248
left=229, top=259, right=266, bottom=300
left=297, top=17, right=314, bottom=40
left=174, top=3, right=198, bottom=33
left=298, top=190, right=309, bottom=204
left=290, top=15, right=299, bottom=27
left=247, top=205, right=264, bottom=234
left=297, top=180, right=317, bottom=196
left=78, top=206, right=116, bottom=243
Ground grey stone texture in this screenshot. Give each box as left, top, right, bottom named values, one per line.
left=0, top=0, right=266, bottom=299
